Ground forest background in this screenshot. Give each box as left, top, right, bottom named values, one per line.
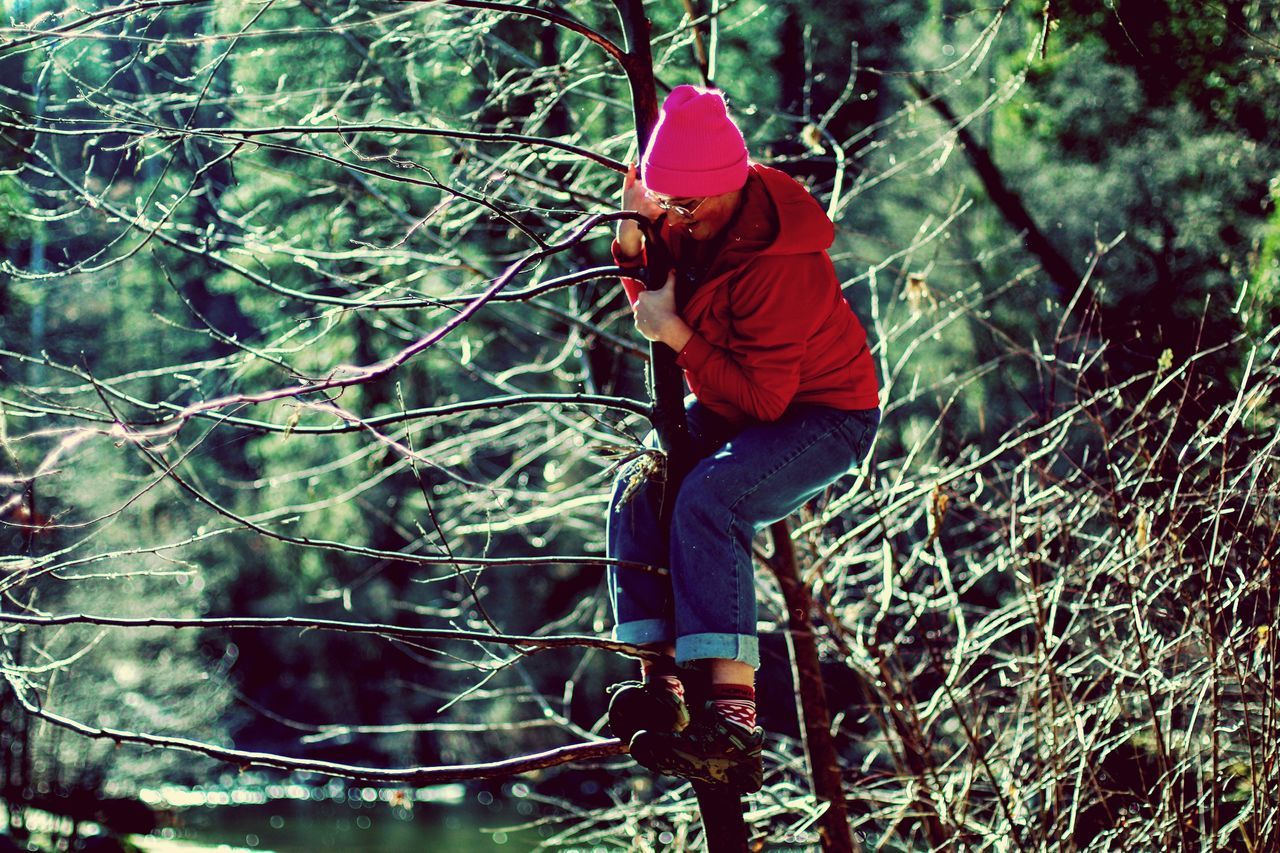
left=0, top=0, right=1278, bottom=850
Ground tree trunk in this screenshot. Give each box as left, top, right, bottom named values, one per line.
left=910, top=80, right=1089, bottom=314
left=613, top=0, right=694, bottom=497
left=768, top=520, right=859, bottom=853
left=614, top=2, right=746, bottom=848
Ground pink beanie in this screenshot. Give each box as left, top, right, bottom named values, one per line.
left=642, top=85, right=749, bottom=197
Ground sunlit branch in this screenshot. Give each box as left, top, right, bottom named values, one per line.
left=1, top=695, right=628, bottom=784
left=155, top=122, right=626, bottom=172
left=0, top=0, right=207, bottom=55
left=437, top=265, right=632, bottom=304
left=0, top=611, right=655, bottom=659
left=396, top=0, right=628, bottom=67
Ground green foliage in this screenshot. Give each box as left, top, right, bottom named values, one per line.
left=0, top=174, right=36, bottom=241
left=959, top=10, right=1278, bottom=411
left=1249, top=180, right=1280, bottom=339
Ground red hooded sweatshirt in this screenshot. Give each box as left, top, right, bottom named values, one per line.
left=614, top=163, right=880, bottom=424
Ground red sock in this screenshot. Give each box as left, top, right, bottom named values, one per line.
left=710, top=683, right=756, bottom=732
left=641, top=658, right=685, bottom=700
left=653, top=675, right=684, bottom=700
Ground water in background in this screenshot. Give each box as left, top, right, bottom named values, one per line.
left=136, top=781, right=550, bottom=852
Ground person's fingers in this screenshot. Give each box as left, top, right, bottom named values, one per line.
left=624, top=161, right=635, bottom=189
left=663, top=270, right=676, bottom=289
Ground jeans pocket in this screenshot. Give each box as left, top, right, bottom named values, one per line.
left=838, top=408, right=880, bottom=463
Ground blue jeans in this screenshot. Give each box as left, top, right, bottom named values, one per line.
left=607, top=401, right=880, bottom=669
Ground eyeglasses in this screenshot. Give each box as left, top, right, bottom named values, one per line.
left=648, top=193, right=707, bottom=219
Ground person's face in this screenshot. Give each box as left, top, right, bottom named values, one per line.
left=649, top=188, right=743, bottom=241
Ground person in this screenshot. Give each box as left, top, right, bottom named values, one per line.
left=604, top=85, right=880, bottom=793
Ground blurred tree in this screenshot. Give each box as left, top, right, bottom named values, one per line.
left=1009, top=0, right=1278, bottom=406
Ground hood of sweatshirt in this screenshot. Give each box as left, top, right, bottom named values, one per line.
left=750, top=163, right=834, bottom=256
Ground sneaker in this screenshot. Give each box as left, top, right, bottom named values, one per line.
left=606, top=681, right=690, bottom=742
left=628, top=704, right=764, bottom=793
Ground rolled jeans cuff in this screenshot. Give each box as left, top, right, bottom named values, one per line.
left=613, top=618, right=674, bottom=647
left=676, top=632, right=761, bottom=670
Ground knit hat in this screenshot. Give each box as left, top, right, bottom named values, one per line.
left=642, top=86, right=749, bottom=198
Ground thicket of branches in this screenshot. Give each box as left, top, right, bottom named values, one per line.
left=1, top=0, right=1277, bottom=850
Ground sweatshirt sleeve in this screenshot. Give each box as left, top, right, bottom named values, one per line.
left=612, top=239, right=646, bottom=306
left=675, top=256, right=825, bottom=422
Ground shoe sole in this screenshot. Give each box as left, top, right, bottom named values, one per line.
left=630, top=733, right=762, bottom=793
